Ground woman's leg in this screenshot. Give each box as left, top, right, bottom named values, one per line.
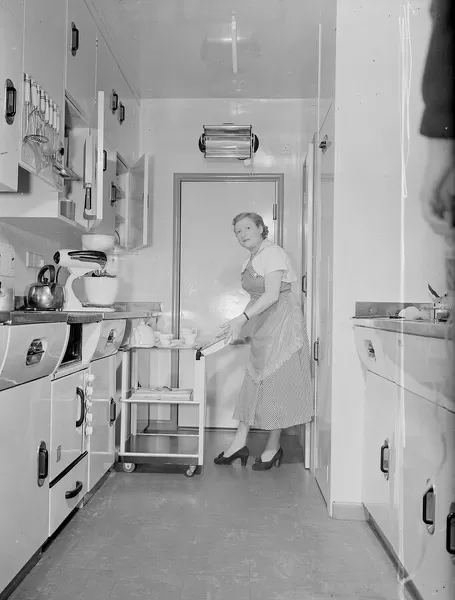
left=225, top=421, right=250, bottom=456
left=261, top=429, right=281, bottom=461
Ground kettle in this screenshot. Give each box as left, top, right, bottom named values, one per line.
left=26, top=265, right=65, bottom=310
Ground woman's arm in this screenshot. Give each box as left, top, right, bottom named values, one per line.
left=218, top=270, right=283, bottom=344
left=243, top=270, right=283, bottom=318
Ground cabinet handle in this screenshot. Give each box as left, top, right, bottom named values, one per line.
left=119, top=102, right=125, bottom=124
left=365, top=340, right=376, bottom=360
left=76, top=387, right=85, bottom=428
left=447, top=508, right=455, bottom=555
left=110, top=182, right=117, bottom=206
left=4, top=79, right=17, bottom=124
left=109, top=397, right=116, bottom=425
left=71, top=22, right=79, bottom=56
left=422, top=486, right=435, bottom=533
left=65, top=481, right=83, bottom=500
left=37, top=441, right=48, bottom=487
left=302, top=273, right=307, bottom=295
left=313, top=338, right=319, bottom=363
left=103, top=149, right=107, bottom=172
left=111, top=90, right=118, bottom=112
left=380, top=440, right=389, bottom=479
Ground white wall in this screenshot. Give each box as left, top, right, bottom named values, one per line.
left=0, top=222, right=59, bottom=302
left=120, top=98, right=318, bottom=318
left=328, top=0, right=445, bottom=508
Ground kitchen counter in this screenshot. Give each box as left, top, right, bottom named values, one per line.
left=0, top=310, right=154, bottom=325
left=352, top=317, right=452, bottom=339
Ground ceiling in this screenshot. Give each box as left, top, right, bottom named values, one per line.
left=90, top=0, right=336, bottom=99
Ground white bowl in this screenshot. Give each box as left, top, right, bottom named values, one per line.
left=82, top=234, right=115, bottom=252
left=83, top=276, right=119, bottom=307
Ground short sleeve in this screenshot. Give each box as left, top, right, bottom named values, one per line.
left=260, top=246, right=290, bottom=277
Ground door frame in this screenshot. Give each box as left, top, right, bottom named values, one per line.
left=170, top=173, right=284, bottom=406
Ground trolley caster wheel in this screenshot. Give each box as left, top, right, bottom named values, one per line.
left=185, top=466, right=197, bottom=477
left=122, top=462, right=136, bottom=473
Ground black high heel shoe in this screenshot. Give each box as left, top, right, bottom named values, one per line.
left=214, top=445, right=249, bottom=466
left=252, top=447, right=283, bottom=471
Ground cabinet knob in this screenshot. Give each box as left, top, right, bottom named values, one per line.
left=111, top=90, right=119, bottom=112
left=4, top=79, right=17, bottom=125
left=446, top=507, right=455, bottom=555
left=422, top=486, right=435, bottom=534
left=380, top=440, right=390, bottom=480
left=119, top=102, right=125, bottom=124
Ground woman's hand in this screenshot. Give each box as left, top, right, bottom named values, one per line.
left=218, top=314, right=247, bottom=345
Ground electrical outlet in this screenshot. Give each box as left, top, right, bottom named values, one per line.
left=281, top=144, right=291, bottom=155
left=0, top=243, right=15, bottom=276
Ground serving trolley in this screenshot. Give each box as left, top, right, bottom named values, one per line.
left=118, top=337, right=225, bottom=477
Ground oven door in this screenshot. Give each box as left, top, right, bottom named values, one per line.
left=49, top=369, right=88, bottom=484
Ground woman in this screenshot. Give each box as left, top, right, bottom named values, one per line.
left=214, top=212, right=314, bottom=471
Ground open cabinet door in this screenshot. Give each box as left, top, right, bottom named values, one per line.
left=127, top=154, right=150, bottom=250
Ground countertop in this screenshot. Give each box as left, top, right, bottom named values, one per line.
left=0, top=310, right=154, bottom=325
left=352, top=317, right=452, bottom=340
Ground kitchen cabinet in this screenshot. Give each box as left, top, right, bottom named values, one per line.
left=0, top=4, right=22, bottom=192
left=0, top=378, right=51, bottom=593
left=23, top=0, right=66, bottom=114
left=126, top=153, right=151, bottom=250
left=95, top=33, right=122, bottom=150
left=362, top=371, right=400, bottom=555
left=87, top=354, right=118, bottom=492
left=49, top=369, right=89, bottom=536
left=402, top=391, right=455, bottom=600
left=115, top=74, right=140, bottom=166
left=66, top=0, right=97, bottom=122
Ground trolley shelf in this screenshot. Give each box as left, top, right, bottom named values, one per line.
left=121, top=433, right=200, bottom=457
left=126, top=395, right=198, bottom=405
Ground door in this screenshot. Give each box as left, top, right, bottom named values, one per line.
left=177, top=178, right=279, bottom=429
left=312, top=104, right=335, bottom=504
left=0, top=379, right=51, bottom=593
left=301, top=141, right=316, bottom=467
left=127, top=154, right=150, bottom=250
left=66, top=0, right=97, bottom=121
left=49, top=370, right=86, bottom=482
left=0, top=5, right=22, bottom=192
left=87, top=355, right=116, bottom=491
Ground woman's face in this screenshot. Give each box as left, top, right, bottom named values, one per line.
left=234, top=217, right=263, bottom=250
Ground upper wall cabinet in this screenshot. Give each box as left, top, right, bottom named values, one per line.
left=23, top=0, right=66, bottom=111
left=0, top=4, right=22, bottom=191
left=95, top=33, right=139, bottom=165
left=66, top=0, right=97, bottom=122
left=0, top=0, right=24, bottom=26
left=96, top=33, right=122, bottom=150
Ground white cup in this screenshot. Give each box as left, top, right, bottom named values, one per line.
left=182, top=333, right=197, bottom=346
left=159, top=333, right=173, bottom=346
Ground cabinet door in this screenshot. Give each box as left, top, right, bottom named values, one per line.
left=116, top=73, right=139, bottom=165
left=363, top=372, right=400, bottom=554
left=92, top=90, right=115, bottom=230
left=0, top=379, right=51, bottom=592
left=0, top=5, right=22, bottom=191
left=127, top=154, right=151, bottom=250
left=23, top=0, right=66, bottom=109
left=87, top=355, right=116, bottom=491
left=95, top=33, right=121, bottom=149
left=66, top=0, right=97, bottom=121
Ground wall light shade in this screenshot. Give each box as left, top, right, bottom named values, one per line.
left=198, top=124, right=259, bottom=159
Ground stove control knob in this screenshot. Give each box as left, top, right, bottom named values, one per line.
left=86, top=386, right=94, bottom=397
left=85, top=425, right=93, bottom=436
left=86, top=413, right=93, bottom=422
left=86, top=373, right=95, bottom=383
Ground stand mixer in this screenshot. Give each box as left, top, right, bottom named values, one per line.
left=53, top=249, right=115, bottom=311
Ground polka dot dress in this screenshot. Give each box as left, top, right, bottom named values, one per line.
left=233, top=260, right=314, bottom=430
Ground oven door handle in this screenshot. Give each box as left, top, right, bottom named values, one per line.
left=76, top=387, right=85, bottom=428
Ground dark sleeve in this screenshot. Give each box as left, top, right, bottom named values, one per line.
left=420, top=0, right=454, bottom=139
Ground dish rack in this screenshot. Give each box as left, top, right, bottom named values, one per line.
left=118, top=337, right=226, bottom=477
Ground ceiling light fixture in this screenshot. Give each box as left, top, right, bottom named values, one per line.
left=231, top=15, right=238, bottom=74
